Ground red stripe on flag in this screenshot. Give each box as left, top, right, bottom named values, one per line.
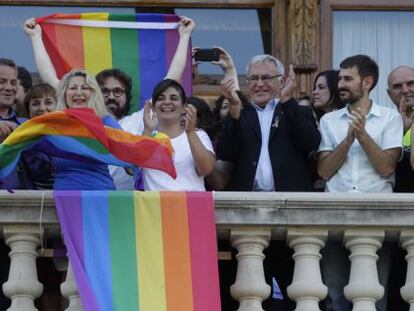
left=38, top=14, right=84, bottom=78
left=187, top=192, right=221, bottom=311
left=64, top=108, right=176, bottom=178
left=40, top=22, right=67, bottom=78
left=164, top=14, right=179, bottom=73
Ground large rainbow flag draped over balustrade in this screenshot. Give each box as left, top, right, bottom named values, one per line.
left=36, top=13, right=192, bottom=113
left=0, top=108, right=176, bottom=179
left=54, top=191, right=221, bottom=311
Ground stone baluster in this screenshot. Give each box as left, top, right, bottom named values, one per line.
left=2, top=225, right=43, bottom=311
left=61, top=261, right=83, bottom=311
left=400, top=230, right=414, bottom=311
left=344, top=229, right=384, bottom=311
left=287, top=228, right=328, bottom=311
left=230, top=228, right=271, bottom=311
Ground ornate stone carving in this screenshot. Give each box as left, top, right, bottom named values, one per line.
left=290, top=0, right=318, bottom=72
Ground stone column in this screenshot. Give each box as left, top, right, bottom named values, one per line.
left=61, top=261, right=83, bottom=311
left=344, top=229, right=384, bottom=311
left=400, top=230, right=414, bottom=310
left=230, top=228, right=271, bottom=311
left=2, top=225, right=43, bottom=311
left=287, top=228, right=328, bottom=311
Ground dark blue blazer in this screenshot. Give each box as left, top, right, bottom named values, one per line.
left=217, top=98, right=320, bottom=191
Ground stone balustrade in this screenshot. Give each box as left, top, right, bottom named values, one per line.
left=1, top=191, right=414, bottom=310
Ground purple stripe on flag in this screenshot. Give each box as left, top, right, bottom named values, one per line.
left=164, top=14, right=179, bottom=70
left=54, top=191, right=101, bottom=311
left=137, top=14, right=167, bottom=105
left=164, top=14, right=192, bottom=97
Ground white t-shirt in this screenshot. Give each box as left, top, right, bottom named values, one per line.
left=142, top=129, right=215, bottom=191
left=119, top=110, right=145, bottom=135
left=109, top=110, right=144, bottom=189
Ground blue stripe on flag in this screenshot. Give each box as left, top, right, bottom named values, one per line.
left=137, top=14, right=167, bottom=107
left=83, top=191, right=114, bottom=311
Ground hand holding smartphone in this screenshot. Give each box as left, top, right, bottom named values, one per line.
left=194, top=48, right=220, bottom=62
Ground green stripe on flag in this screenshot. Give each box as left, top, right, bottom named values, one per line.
left=109, top=191, right=140, bottom=310
left=0, top=138, right=39, bottom=167
left=74, top=137, right=110, bottom=154
left=109, top=14, right=141, bottom=114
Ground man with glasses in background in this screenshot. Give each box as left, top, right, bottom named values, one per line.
left=96, top=69, right=144, bottom=189
left=96, top=68, right=144, bottom=135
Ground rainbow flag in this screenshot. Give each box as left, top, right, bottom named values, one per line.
left=0, top=108, right=176, bottom=179
left=54, top=191, right=221, bottom=311
left=36, top=13, right=192, bottom=113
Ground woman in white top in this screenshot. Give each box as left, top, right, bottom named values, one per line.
left=142, top=79, right=215, bottom=191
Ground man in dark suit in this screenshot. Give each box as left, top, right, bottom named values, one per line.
left=217, top=54, right=320, bottom=192
left=216, top=54, right=320, bottom=311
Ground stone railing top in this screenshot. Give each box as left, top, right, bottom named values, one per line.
left=0, top=190, right=414, bottom=239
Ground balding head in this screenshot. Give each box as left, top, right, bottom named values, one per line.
left=387, top=66, right=414, bottom=108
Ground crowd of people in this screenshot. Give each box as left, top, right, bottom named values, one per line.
left=2, top=17, right=413, bottom=195
left=2, top=16, right=412, bottom=195
left=1, top=15, right=414, bottom=310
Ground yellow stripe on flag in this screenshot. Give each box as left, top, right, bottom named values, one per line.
left=4, top=123, right=60, bottom=145
left=134, top=192, right=167, bottom=311
left=81, top=13, right=112, bottom=75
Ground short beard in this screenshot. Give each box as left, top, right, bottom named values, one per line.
left=105, top=99, right=130, bottom=120
left=339, top=86, right=364, bottom=106
left=341, top=94, right=362, bottom=106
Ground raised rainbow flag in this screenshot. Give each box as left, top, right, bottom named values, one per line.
left=54, top=191, right=221, bottom=311
left=0, top=108, right=176, bottom=179
left=36, top=13, right=192, bottom=113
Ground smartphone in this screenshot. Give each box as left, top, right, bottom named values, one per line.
left=194, top=48, right=220, bottom=62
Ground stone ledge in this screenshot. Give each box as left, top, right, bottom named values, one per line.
left=0, top=191, right=413, bottom=239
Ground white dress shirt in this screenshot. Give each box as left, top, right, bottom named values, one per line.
left=318, top=102, right=403, bottom=192
left=252, top=99, right=278, bottom=191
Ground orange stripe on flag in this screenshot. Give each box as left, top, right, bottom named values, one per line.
left=54, top=14, right=84, bottom=72
left=161, top=192, right=194, bottom=310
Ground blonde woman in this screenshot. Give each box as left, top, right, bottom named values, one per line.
left=53, top=69, right=121, bottom=190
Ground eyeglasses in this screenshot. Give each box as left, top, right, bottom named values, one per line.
left=246, top=74, right=283, bottom=84
left=101, top=87, right=126, bottom=98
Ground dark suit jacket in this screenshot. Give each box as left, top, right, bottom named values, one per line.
left=217, top=98, right=320, bottom=191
